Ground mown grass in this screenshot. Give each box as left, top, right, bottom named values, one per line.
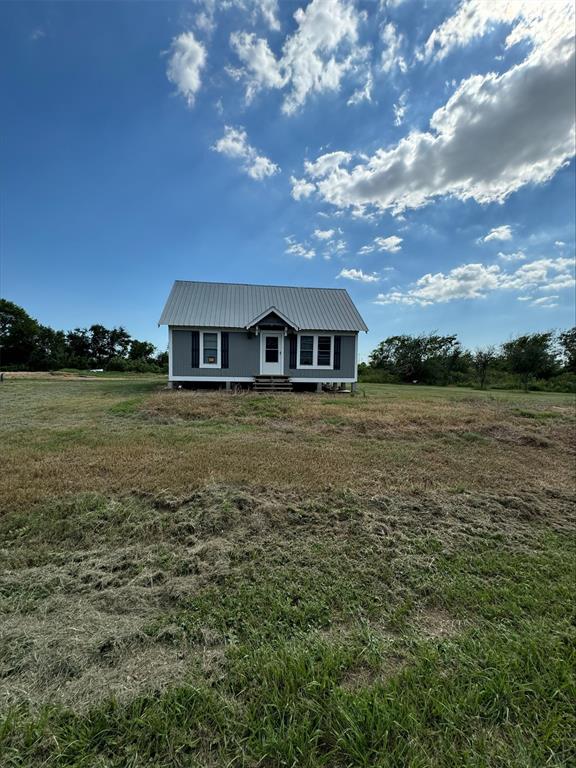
left=0, top=380, right=574, bottom=510
left=0, top=380, right=575, bottom=766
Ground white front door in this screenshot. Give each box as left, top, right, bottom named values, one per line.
left=260, top=332, right=284, bottom=375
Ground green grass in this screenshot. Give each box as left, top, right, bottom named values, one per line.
left=0, top=379, right=574, bottom=766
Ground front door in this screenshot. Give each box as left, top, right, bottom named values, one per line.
left=260, top=332, right=283, bottom=375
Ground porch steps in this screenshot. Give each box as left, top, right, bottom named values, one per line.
left=253, top=375, right=293, bottom=393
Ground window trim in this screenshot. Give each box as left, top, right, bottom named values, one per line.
left=199, top=330, right=221, bottom=368
left=296, top=333, right=334, bottom=370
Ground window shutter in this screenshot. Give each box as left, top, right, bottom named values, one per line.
left=289, top=335, right=297, bottom=369
left=191, top=331, right=200, bottom=368
left=334, top=336, right=341, bottom=370
left=221, top=332, right=229, bottom=369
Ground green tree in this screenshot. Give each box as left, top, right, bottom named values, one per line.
left=558, top=327, right=576, bottom=373
left=472, top=346, right=496, bottom=390
left=128, top=339, right=156, bottom=361
left=501, top=332, right=558, bottom=391
left=0, top=299, right=42, bottom=367
left=369, top=333, right=464, bottom=385
left=88, top=325, right=131, bottom=365
left=66, top=328, right=92, bottom=365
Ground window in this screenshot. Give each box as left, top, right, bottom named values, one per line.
left=200, top=331, right=220, bottom=367
left=317, top=336, right=331, bottom=366
left=299, top=335, right=314, bottom=366
left=265, top=335, right=279, bottom=363
left=297, top=334, right=333, bottom=368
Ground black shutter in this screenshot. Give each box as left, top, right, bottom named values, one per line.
left=191, top=331, right=200, bottom=368
left=221, top=332, right=229, bottom=369
left=289, top=335, right=297, bottom=369
left=333, top=336, right=341, bottom=370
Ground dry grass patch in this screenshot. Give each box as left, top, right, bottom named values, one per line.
left=4, top=380, right=574, bottom=510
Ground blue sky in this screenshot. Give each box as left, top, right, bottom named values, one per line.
left=1, top=0, right=574, bottom=360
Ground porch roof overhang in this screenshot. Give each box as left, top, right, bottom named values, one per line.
left=245, top=306, right=300, bottom=331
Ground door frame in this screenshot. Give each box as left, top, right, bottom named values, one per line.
left=259, top=332, right=284, bottom=375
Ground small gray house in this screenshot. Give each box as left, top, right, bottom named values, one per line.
left=159, top=280, right=368, bottom=391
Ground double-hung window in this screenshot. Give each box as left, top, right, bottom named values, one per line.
left=200, top=331, right=220, bottom=368
left=298, top=334, right=333, bottom=368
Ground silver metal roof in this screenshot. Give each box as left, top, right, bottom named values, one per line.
left=159, top=281, right=368, bottom=332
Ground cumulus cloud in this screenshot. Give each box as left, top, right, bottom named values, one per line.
left=314, top=228, right=335, bottom=240
left=290, top=6, right=575, bottom=215
left=285, top=235, right=315, bottom=259
left=359, top=235, right=403, bottom=254
left=230, top=0, right=364, bottom=114
left=337, top=268, right=380, bottom=283
left=374, top=256, right=575, bottom=305
left=290, top=176, right=316, bottom=200
left=421, top=0, right=573, bottom=63
left=481, top=225, right=513, bottom=243
left=498, top=250, right=525, bottom=262
left=212, top=126, right=279, bottom=179
left=166, top=32, right=207, bottom=107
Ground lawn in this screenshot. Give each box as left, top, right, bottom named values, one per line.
left=0, top=378, right=575, bottom=767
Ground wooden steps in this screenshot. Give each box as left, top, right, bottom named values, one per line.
left=253, top=375, right=293, bottom=393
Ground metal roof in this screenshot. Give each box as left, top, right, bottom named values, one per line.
left=159, top=281, right=368, bottom=332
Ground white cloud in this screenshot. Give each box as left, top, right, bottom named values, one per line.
left=256, top=0, right=281, bottom=31
left=290, top=176, right=316, bottom=200
left=393, top=90, right=408, bottom=126
left=502, top=257, right=575, bottom=292
left=481, top=225, right=513, bottom=243
left=555, top=240, right=566, bottom=247
left=374, top=235, right=403, bottom=253
left=305, top=151, right=352, bottom=178
left=347, top=72, right=373, bottom=106
left=285, top=236, right=315, bottom=259
left=358, top=235, right=403, bottom=254
left=166, top=32, right=207, bottom=107
left=380, top=22, right=407, bottom=74
left=291, top=15, right=576, bottom=215
left=195, top=0, right=280, bottom=36
left=531, top=295, right=559, bottom=307
left=212, top=126, right=279, bottom=179
left=337, top=268, right=380, bottom=283
left=421, top=0, right=573, bottom=63
left=374, top=256, right=575, bottom=305
left=230, top=0, right=364, bottom=114
left=313, top=228, right=335, bottom=240
left=497, top=250, right=525, bottom=262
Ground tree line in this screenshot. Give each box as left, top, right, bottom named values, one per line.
left=359, top=329, right=576, bottom=392
left=0, top=300, right=167, bottom=372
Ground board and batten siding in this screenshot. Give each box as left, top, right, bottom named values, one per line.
left=170, top=328, right=358, bottom=380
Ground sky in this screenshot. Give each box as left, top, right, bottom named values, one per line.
left=1, top=0, right=575, bottom=360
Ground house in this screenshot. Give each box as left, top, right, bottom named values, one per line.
left=159, top=280, right=368, bottom=391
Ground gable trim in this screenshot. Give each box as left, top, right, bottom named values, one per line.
left=245, top=306, right=299, bottom=330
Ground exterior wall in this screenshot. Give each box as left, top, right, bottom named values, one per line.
left=171, top=328, right=258, bottom=378
left=170, top=327, right=358, bottom=381
left=283, top=333, right=357, bottom=379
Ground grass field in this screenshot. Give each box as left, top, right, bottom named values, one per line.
left=1, top=377, right=575, bottom=767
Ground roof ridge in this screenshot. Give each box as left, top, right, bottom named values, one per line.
left=173, top=279, right=349, bottom=292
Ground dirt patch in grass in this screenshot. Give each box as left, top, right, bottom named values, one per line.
left=413, top=607, right=461, bottom=639
left=340, top=655, right=407, bottom=691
